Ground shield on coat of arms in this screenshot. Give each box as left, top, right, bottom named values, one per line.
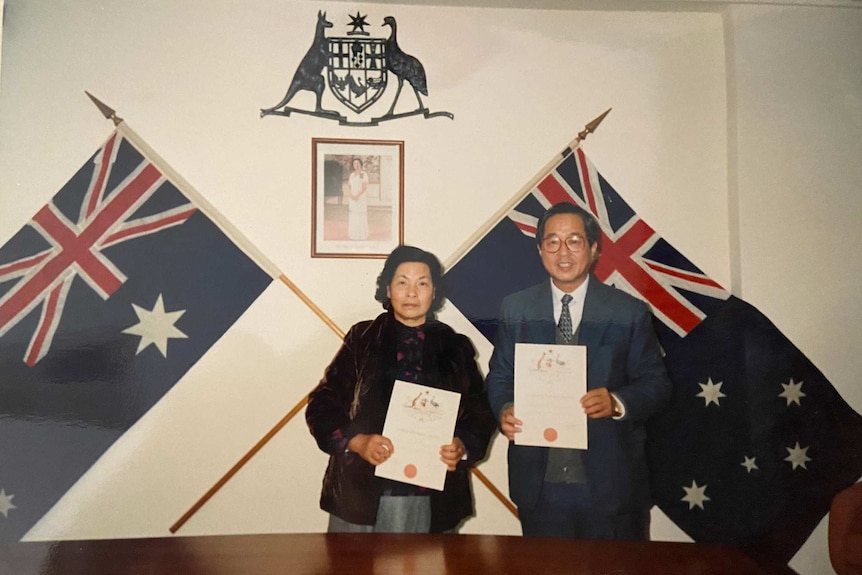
left=327, top=37, right=388, bottom=114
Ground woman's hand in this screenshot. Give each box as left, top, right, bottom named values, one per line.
left=348, top=433, right=394, bottom=466
left=439, top=438, right=466, bottom=471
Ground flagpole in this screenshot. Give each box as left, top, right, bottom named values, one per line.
left=474, top=467, right=519, bottom=517
left=86, top=92, right=344, bottom=338
left=84, top=92, right=339, bottom=529
left=87, top=93, right=520, bottom=533
left=86, top=91, right=124, bottom=126
left=443, top=109, right=611, bottom=271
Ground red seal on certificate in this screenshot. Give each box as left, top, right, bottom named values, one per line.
left=543, top=428, right=558, bottom=442
left=404, top=464, right=418, bottom=479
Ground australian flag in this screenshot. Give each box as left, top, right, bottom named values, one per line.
left=444, top=144, right=862, bottom=564
left=0, top=128, right=273, bottom=543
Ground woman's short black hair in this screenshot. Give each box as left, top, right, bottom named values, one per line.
left=375, top=245, right=448, bottom=316
left=535, top=202, right=601, bottom=248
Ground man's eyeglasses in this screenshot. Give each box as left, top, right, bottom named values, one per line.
left=541, top=234, right=587, bottom=254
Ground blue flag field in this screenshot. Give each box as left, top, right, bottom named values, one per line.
left=0, top=128, right=273, bottom=543
left=444, top=144, right=862, bottom=564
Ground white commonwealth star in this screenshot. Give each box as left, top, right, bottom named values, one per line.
left=681, top=480, right=710, bottom=510
left=122, top=294, right=188, bottom=357
left=0, top=489, right=16, bottom=518
left=785, top=442, right=812, bottom=470
left=696, top=377, right=726, bottom=407
left=779, top=378, right=806, bottom=406
left=741, top=456, right=759, bottom=473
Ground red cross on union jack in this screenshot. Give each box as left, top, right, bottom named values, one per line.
left=0, top=132, right=197, bottom=366
left=509, top=147, right=729, bottom=338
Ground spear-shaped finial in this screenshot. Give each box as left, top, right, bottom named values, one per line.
left=577, top=108, right=611, bottom=142
left=85, top=91, right=123, bottom=126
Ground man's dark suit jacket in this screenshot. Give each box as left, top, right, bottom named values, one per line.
left=486, top=277, right=672, bottom=516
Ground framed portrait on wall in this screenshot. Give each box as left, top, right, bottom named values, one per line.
left=312, top=138, right=404, bottom=258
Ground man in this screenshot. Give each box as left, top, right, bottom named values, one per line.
left=486, top=202, right=671, bottom=540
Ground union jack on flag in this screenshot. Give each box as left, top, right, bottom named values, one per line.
left=0, top=132, right=196, bottom=366
left=0, top=126, right=272, bottom=544
left=507, top=146, right=729, bottom=337
left=444, top=142, right=862, bottom=565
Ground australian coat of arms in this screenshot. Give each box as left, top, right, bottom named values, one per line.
left=260, top=11, right=453, bottom=126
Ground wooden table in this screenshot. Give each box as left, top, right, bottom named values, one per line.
left=0, top=533, right=797, bottom=574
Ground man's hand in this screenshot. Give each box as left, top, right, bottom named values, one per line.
left=348, top=433, right=394, bottom=466
left=581, top=388, right=614, bottom=419
left=500, top=406, right=522, bottom=441
left=440, top=438, right=466, bottom=471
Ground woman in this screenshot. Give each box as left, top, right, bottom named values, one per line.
left=306, top=245, right=496, bottom=533
left=347, top=157, right=369, bottom=240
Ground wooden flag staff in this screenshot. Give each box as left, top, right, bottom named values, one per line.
left=168, top=274, right=342, bottom=534
left=84, top=93, right=351, bottom=532
left=163, top=104, right=609, bottom=531
left=87, top=94, right=604, bottom=533
left=443, top=108, right=610, bottom=271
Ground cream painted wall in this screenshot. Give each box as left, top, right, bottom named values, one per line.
left=0, top=0, right=724, bottom=539
left=0, top=1, right=858, bottom=574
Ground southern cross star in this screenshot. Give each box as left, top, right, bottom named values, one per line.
left=696, top=377, right=726, bottom=407
left=681, top=480, right=710, bottom=510
left=741, top=456, right=759, bottom=473
left=0, top=489, right=16, bottom=518
left=785, top=442, right=811, bottom=470
left=779, top=378, right=806, bottom=406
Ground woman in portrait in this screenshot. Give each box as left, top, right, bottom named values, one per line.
left=347, top=157, right=369, bottom=240
left=306, top=245, right=496, bottom=533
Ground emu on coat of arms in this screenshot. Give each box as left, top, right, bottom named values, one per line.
left=260, top=11, right=452, bottom=126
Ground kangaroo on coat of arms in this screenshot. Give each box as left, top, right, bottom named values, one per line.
left=260, top=11, right=339, bottom=118
left=260, top=11, right=452, bottom=126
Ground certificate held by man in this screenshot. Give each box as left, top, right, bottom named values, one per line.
left=514, top=343, right=587, bottom=449
left=375, top=380, right=461, bottom=490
